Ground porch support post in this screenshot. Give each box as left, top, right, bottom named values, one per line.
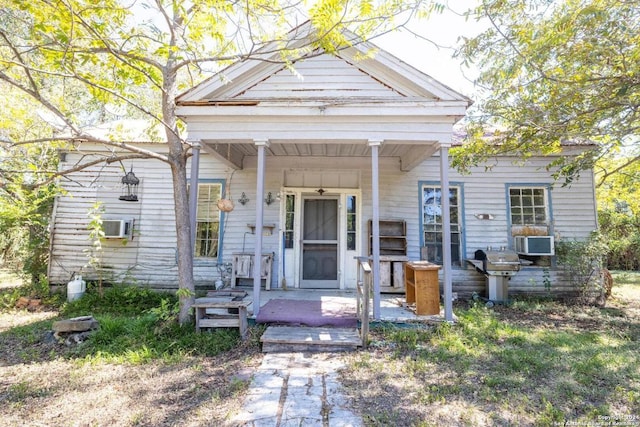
left=188, top=140, right=202, bottom=250
left=253, top=139, right=269, bottom=317
left=439, top=145, right=454, bottom=322
left=369, top=139, right=382, bottom=320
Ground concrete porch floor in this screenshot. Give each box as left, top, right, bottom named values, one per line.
left=233, top=287, right=454, bottom=324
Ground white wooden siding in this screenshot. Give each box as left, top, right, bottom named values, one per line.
left=236, top=55, right=407, bottom=99
left=49, top=147, right=597, bottom=296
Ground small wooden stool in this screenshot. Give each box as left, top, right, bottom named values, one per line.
left=193, top=298, right=250, bottom=339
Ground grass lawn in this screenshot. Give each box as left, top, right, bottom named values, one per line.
left=0, top=270, right=639, bottom=426
left=340, top=271, right=640, bottom=426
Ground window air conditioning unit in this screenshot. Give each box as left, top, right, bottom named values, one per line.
left=102, top=219, right=133, bottom=238
left=514, top=235, right=555, bottom=256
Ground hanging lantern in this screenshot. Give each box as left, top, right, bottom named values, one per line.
left=119, top=166, right=139, bottom=202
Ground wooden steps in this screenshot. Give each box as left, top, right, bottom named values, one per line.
left=260, top=326, right=362, bottom=353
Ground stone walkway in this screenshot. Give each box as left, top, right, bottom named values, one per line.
left=230, top=352, right=363, bottom=426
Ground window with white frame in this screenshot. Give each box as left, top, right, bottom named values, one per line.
left=346, top=195, right=357, bottom=251
left=284, top=194, right=295, bottom=249
left=195, top=182, right=222, bottom=258
left=421, top=184, right=462, bottom=265
left=509, top=187, right=548, bottom=226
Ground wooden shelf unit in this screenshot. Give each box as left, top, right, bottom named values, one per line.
left=368, top=220, right=408, bottom=293
left=368, top=219, right=407, bottom=257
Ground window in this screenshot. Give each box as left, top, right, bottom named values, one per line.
left=421, top=184, right=462, bottom=265
left=195, top=183, right=222, bottom=258
left=346, top=195, right=357, bottom=251
left=509, top=187, right=548, bottom=226
left=284, top=194, right=295, bottom=249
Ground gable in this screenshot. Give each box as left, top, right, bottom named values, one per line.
left=177, top=29, right=470, bottom=105
left=232, top=54, right=410, bottom=100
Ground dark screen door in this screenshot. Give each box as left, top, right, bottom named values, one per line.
left=300, top=198, right=338, bottom=288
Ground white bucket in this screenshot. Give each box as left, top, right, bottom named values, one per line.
left=67, top=275, right=86, bottom=302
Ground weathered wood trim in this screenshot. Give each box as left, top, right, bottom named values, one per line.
left=400, top=145, right=438, bottom=171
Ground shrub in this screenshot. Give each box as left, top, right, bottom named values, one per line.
left=555, top=232, right=610, bottom=304
left=62, top=284, right=174, bottom=318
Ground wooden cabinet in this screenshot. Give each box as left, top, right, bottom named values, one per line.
left=404, top=261, right=441, bottom=315
left=368, top=219, right=407, bottom=256
left=379, top=255, right=409, bottom=294
left=231, top=252, right=273, bottom=290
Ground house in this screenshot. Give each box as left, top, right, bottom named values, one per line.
left=47, top=26, right=599, bottom=319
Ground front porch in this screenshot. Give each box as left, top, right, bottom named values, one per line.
left=196, top=253, right=454, bottom=351
left=242, top=288, right=450, bottom=324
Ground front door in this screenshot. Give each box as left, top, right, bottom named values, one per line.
left=300, top=197, right=339, bottom=288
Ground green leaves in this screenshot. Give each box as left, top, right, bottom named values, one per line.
left=456, top=0, right=640, bottom=185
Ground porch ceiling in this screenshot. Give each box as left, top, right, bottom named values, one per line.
left=201, top=140, right=440, bottom=172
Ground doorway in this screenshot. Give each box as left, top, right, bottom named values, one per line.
left=300, top=197, right=339, bottom=288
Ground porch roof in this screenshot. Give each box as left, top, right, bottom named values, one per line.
left=178, top=98, right=469, bottom=171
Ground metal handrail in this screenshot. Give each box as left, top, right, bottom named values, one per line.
left=355, top=256, right=372, bottom=348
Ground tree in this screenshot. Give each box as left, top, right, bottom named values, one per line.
left=0, top=0, right=437, bottom=323
left=453, top=0, right=640, bottom=186
left=0, top=85, right=61, bottom=285
left=595, top=155, right=640, bottom=270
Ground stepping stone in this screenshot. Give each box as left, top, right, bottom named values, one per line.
left=52, top=316, right=99, bottom=333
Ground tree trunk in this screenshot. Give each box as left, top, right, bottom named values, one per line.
left=170, top=157, right=196, bottom=324
left=163, top=61, right=195, bottom=325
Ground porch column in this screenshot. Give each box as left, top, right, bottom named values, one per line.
left=253, top=138, right=270, bottom=317
left=439, top=145, right=454, bottom=322
left=369, top=139, right=382, bottom=319
left=188, top=140, right=202, bottom=250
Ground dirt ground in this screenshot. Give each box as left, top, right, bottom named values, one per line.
left=1, top=279, right=638, bottom=427
left=1, top=319, right=263, bottom=427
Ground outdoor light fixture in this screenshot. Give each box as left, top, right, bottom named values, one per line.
left=119, top=166, right=139, bottom=202
left=264, top=192, right=275, bottom=205
left=238, top=192, right=249, bottom=205
left=316, top=188, right=325, bottom=196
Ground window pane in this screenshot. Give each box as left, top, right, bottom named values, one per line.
left=194, top=183, right=221, bottom=258
left=347, top=233, right=355, bottom=251
left=347, top=215, right=356, bottom=232
left=285, top=231, right=294, bottom=249
left=509, top=186, right=547, bottom=226
left=285, top=195, right=295, bottom=249
left=346, top=195, right=356, bottom=250
left=347, top=196, right=356, bottom=214
left=422, top=185, right=461, bottom=266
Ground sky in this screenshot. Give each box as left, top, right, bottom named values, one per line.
left=375, top=0, right=485, bottom=99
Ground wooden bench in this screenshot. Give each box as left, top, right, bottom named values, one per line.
left=193, top=298, right=250, bottom=339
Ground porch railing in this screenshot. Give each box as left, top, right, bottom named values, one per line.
left=355, top=256, right=372, bottom=348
